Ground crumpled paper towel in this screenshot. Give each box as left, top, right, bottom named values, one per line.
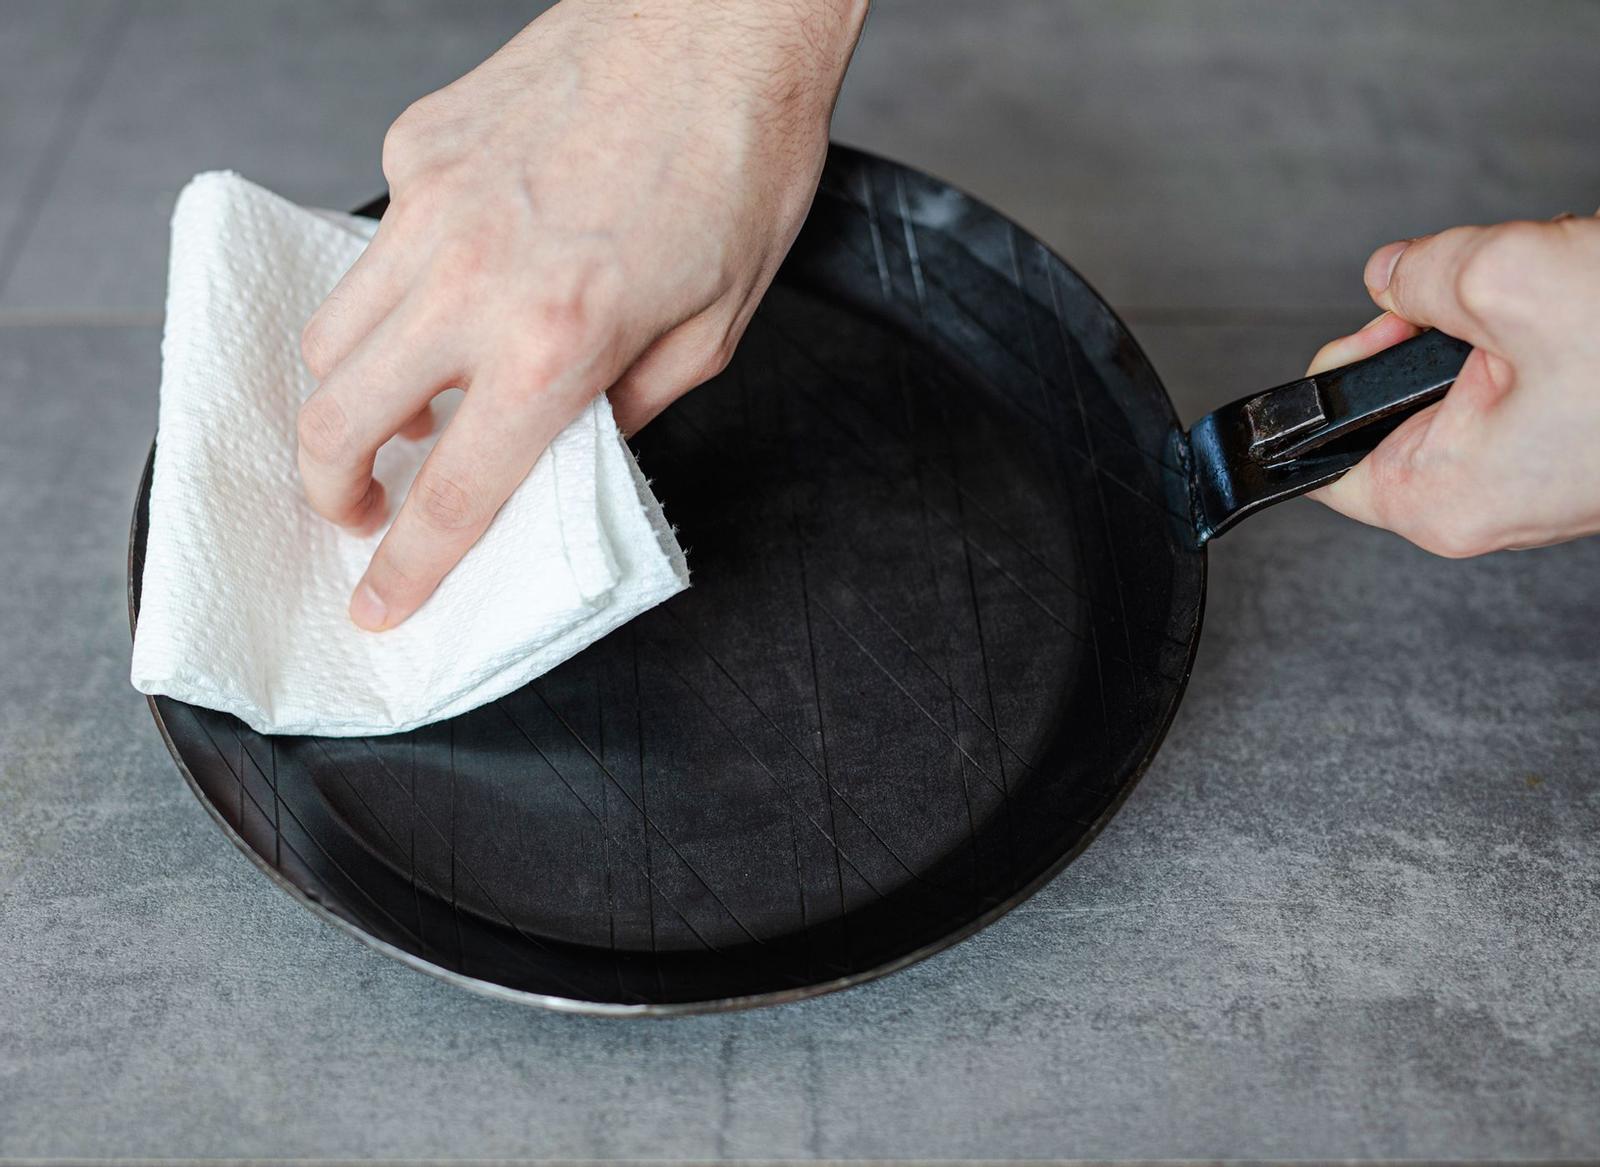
left=131, top=172, right=689, bottom=736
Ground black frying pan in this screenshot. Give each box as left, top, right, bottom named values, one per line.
left=128, top=144, right=1468, bottom=1014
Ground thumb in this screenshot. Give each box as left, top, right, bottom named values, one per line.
left=1363, top=225, right=1504, bottom=345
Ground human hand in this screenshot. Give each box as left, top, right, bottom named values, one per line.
left=1307, top=213, right=1600, bottom=556
left=297, top=0, right=867, bottom=630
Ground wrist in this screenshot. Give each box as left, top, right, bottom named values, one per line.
left=809, top=0, right=872, bottom=53
left=706, top=0, right=869, bottom=85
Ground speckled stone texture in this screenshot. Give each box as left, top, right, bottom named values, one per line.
left=2, top=1, right=1598, bottom=1160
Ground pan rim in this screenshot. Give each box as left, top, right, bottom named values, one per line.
left=127, top=143, right=1208, bottom=1015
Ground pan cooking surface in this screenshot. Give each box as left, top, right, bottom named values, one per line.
left=130, top=146, right=1205, bottom=1011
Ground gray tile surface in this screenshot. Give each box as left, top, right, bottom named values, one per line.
left=5, top=0, right=1600, bottom=319
left=0, top=2, right=129, bottom=304
left=838, top=0, right=1600, bottom=314
left=0, top=0, right=541, bottom=319
left=3, top=0, right=1600, bottom=1160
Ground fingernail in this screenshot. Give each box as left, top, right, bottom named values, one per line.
left=1364, top=240, right=1410, bottom=294
left=350, top=581, right=388, bottom=631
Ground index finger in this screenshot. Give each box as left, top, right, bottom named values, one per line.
left=347, top=373, right=592, bottom=632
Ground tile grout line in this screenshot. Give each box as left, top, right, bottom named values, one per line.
left=0, top=0, right=138, bottom=305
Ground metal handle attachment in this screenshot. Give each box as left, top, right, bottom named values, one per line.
left=1186, top=329, right=1472, bottom=542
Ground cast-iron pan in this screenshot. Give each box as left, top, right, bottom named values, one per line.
left=129, top=144, right=1468, bottom=1014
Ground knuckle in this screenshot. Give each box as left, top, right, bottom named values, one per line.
left=1415, top=511, right=1499, bottom=559
left=697, top=339, right=737, bottom=385
left=296, top=394, right=351, bottom=465
left=323, top=477, right=383, bottom=529
left=413, top=471, right=477, bottom=532
left=497, top=342, right=573, bottom=406
left=299, top=317, right=335, bottom=379
left=495, top=281, right=621, bottom=403
left=1455, top=224, right=1549, bottom=318
left=530, top=292, right=592, bottom=345
left=532, top=262, right=622, bottom=343
left=1451, top=252, right=1500, bottom=319
left=432, top=234, right=493, bottom=287
left=381, top=100, right=432, bottom=183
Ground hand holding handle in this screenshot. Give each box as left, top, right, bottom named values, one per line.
left=1187, top=329, right=1472, bottom=542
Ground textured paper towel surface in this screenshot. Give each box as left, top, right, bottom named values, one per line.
left=131, top=172, right=689, bottom=736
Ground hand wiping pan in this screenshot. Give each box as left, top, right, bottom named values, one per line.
left=129, top=147, right=1469, bottom=1012
left=130, top=173, right=689, bottom=736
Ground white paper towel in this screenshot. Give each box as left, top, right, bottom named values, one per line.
left=131, top=172, right=690, bottom=736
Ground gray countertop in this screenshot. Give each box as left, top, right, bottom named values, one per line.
left=3, top=2, right=1598, bottom=1159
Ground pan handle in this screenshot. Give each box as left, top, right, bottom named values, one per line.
left=1185, top=328, right=1472, bottom=542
